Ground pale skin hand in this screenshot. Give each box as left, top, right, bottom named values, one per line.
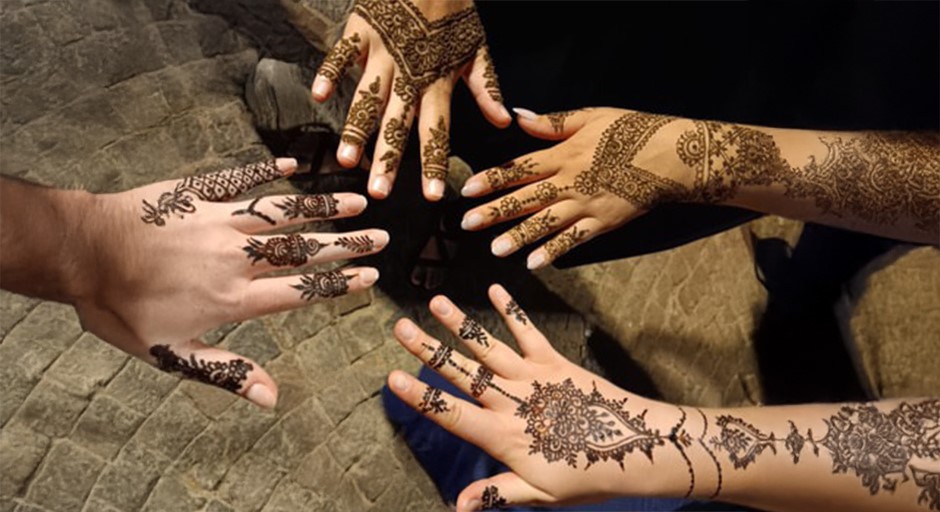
left=0, top=158, right=387, bottom=409
left=461, top=108, right=940, bottom=270
left=388, top=285, right=940, bottom=512
left=312, top=0, right=512, bottom=202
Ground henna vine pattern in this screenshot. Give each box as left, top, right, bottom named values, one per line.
left=380, top=110, right=410, bottom=174
left=481, top=485, right=507, bottom=510
left=274, top=194, right=339, bottom=220
left=911, top=466, right=940, bottom=511
left=318, top=33, right=361, bottom=84
left=458, top=316, right=489, bottom=347
left=150, top=345, right=251, bottom=393
left=480, top=46, right=502, bottom=103
left=422, top=116, right=450, bottom=180
left=231, top=197, right=276, bottom=225
left=342, top=75, right=383, bottom=146
left=244, top=234, right=326, bottom=267
left=508, top=209, right=559, bottom=247
left=697, top=409, right=724, bottom=499
left=485, top=158, right=538, bottom=191
left=421, top=343, right=522, bottom=404
left=292, top=271, right=351, bottom=301
left=141, top=160, right=282, bottom=226
left=418, top=386, right=450, bottom=414
left=543, top=226, right=590, bottom=260
left=470, top=366, right=494, bottom=398
left=546, top=110, right=576, bottom=134
left=504, top=300, right=528, bottom=325
left=335, top=235, right=376, bottom=254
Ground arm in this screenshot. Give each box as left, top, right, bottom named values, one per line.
left=386, top=285, right=940, bottom=512
left=459, top=108, right=939, bottom=268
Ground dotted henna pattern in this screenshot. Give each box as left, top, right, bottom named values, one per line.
left=243, top=234, right=327, bottom=267
left=274, top=194, right=340, bottom=220
left=292, top=270, right=352, bottom=301
left=318, top=33, right=361, bottom=84
left=422, top=116, right=450, bottom=180
left=342, top=75, right=384, bottom=146
left=150, top=345, right=251, bottom=393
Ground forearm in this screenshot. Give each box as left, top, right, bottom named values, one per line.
left=0, top=176, right=98, bottom=303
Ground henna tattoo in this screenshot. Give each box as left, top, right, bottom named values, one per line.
left=543, top=225, right=589, bottom=260
left=420, top=343, right=523, bottom=405
left=504, top=300, right=528, bottom=325
left=470, top=366, right=494, bottom=398
left=546, top=110, right=576, bottom=134
left=150, top=345, right=251, bottom=393
left=481, top=485, right=507, bottom=510
left=292, top=271, right=352, bottom=300
left=458, top=316, right=489, bottom=347
left=274, top=194, right=339, bottom=219
left=427, top=344, right=454, bottom=370
left=491, top=196, right=522, bottom=219
left=231, top=197, right=276, bottom=225
left=480, top=46, right=502, bottom=103
left=342, top=75, right=383, bottom=146
left=318, top=33, right=361, bottom=83
left=380, top=109, right=410, bottom=174
left=697, top=408, right=723, bottom=500
left=418, top=386, right=450, bottom=414
left=353, top=0, right=486, bottom=105
left=711, top=415, right=778, bottom=470
left=485, top=158, right=537, bottom=191
left=508, top=209, right=559, bottom=247
left=141, top=160, right=282, bottom=226
left=911, top=466, right=940, bottom=511
left=422, top=116, right=450, bottom=180
left=243, top=234, right=326, bottom=267
left=669, top=408, right=695, bottom=499
left=784, top=420, right=818, bottom=464
left=335, top=235, right=376, bottom=254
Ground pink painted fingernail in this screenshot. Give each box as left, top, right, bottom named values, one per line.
left=498, top=105, right=511, bottom=120
left=339, top=143, right=358, bottom=162
left=246, top=384, right=277, bottom=409
left=313, top=76, right=330, bottom=98
left=527, top=252, right=546, bottom=270
left=398, top=320, right=417, bottom=341
left=359, top=267, right=380, bottom=286
left=461, top=212, right=483, bottom=230
left=492, top=238, right=512, bottom=256
left=512, top=107, right=538, bottom=120
left=347, top=194, right=368, bottom=212
left=428, top=179, right=445, bottom=200
left=431, top=297, right=453, bottom=316
left=393, top=373, right=410, bottom=391
left=461, top=180, right=484, bottom=197
left=275, top=158, right=298, bottom=175
left=370, top=175, right=390, bottom=196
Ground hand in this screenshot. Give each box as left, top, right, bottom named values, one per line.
left=459, top=108, right=698, bottom=269
left=387, top=285, right=697, bottom=511
left=311, top=0, right=512, bottom=201
left=75, top=158, right=387, bottom=409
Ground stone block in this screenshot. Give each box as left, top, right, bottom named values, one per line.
left=337, top=310, right=385, bottom=363
left=292, top=445, right=342, bottom=492
left=0, top=425, right=49, bottom=499
left=104, top=359, right=177, bottom=416
left=25, top=441, right=104, bottom=512
left=262, top=479, right=333, bottom=512
left=156, top=20, right=205, bottom=64
left=219, top=452, right=285, bottom=512
left=264, top=302, right=333, bottom=351
left=3, top=302, right=82, bottom=353
left=347, top=448, right=399, bottom=502
left=221, top=320, right=280, bottom=365
left=141, top=475, right=206, bottom=512
left=317, top=370, right=368, bottom=425
left=0, top=291, right=38, bottom=337
left=179, top=380, right=238, bottom=419
left=334, top=477, right=370, bottom=512
left=205, top=500, right=236, bottom=512
left=252, top=398, right=332, bottom=470
left=108, top=76, right=173, bottom=130
left=70, top=394, right=144, bottom=460
left=10, top=380, right=88, bottom=438
left=87, top=455, right=161, bottom=511
left=294, top=327, right=349, bottom=390
left=326, top=397, right=394, bottom=469
left=45, top=333, right=128, bottom=397
left=131, top=391, right=209, bottom=460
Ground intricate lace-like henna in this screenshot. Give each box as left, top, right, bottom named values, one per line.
left=490, top=195, right=522, bottom=219
left=546, top=110, right=576, bottom=134
left=335, top=235, right=375, bottom=254
left=508, top=209, right=559, bottom=247
left=150, top=345, right=251, bottom=393
left=353, top=0, right=486, bottom=105
left=697, top=408, right=723, bottom=500
left=318, top=33, right=361, bottom=83
left=427, top=344, right=454, bottom=370
left=669, top=408, right=696, bottom=499
left=457, top=316, right=489, bottom=347
left=292, top=271, right=351, bottom=300
left=342, top=75, right=383, bottom=146
left=543, top=225, right=589, bottom=259
left=480, top=46, right=502, bottom=103
left=911, top=466, right=940, bottom=511
left=243, top=234, right=327, bottom=267
left=470, top=366, right=494, bottom=398
left=422, top=116, right=450, bottom=180
left=231, top=197, right=276, bottom=225
left=504, top=300, right=528, bottom=325
left=711, top=415, right=778, bottom=470
left=380, top=109, right=410, bottom=174
left=274, top=194, right=339, bottom=219
left=485, top=158, right=537, bottom=191
left=418, top=386, right=450, bottom=414
left=141, top=160, right=282, bottom=226
left=481, top=485, right=507, bottom=510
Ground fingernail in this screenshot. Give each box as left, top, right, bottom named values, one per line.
left=339, top=143, right=358, bottom=162
left=461, top=212, right=483, bottom=230
left=275, top=157, right=298, bottom=175
left=246, top=384, right=277, bottom=409
left=491, top=284, right=510, bottom=302
left=370, top=175, right=390, bottom=196
left=512, top=107, right=538, bottom=120
left=428, top=179, right=445, bottom=200
left=312, top=76, right=330, bottom=97
left=372, top=230, right=390, bottom=247
left=392, top=373, right=410, bottom=391
left=492, top=238, right=512, bottom=256
left=466, top=499, right=481, bottom=511
left=359, top=267, right=380, bottom=286
left=527, top=252, right=546, bottom=270
left=498, top=104, right=511, bottom=120
left=431, top=297, right=453, bottom=316
left=461, top=180, right=484, bottom=197
left=398, top=320, right=417, bottom=341
left=348, top=194, right=368, bottom=212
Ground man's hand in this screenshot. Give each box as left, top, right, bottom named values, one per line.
left=312, top=0, right=512, bottom=201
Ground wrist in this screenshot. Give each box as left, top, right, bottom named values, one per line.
left=56, top=189, right=102, bottom=304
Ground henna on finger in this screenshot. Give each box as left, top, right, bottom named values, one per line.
left=484, top=158, right=537, bottom=191
left=422, top=116, right=450, bottom=180
left=318, top=33, right=362, bottom=84
left=418, top=386, right=450, bottom=414
left=481, top=485, right=508, bottom=510
left=542, top=225, right=590, bottom=260
left=243, top=234, right=328, bottom=267
left=273, top=194, right=339, bottom=219
left=231, top=197, right=276, bottom=226
left=150, top=345, right=251, bottom=393
left=342, top=76, right=384, bottom=146
left=458, top=316, right=489, bottom=348
left=291, top=270, right=353, bottom=300
left=546, top=110, right=576, bottom=134
left=507, top=209, right=560, bottom=247
left=504, top=300, right=528, bottom=325
left=480, top=46, right=502, bottom=103
left=379, top=108, right=411, bottom=174
left=334, top=235, right=376, bottom=254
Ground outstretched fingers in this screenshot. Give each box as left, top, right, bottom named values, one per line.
left=428, top=296, right=526, bottom=379
left=313, top=28, right=367, bottom=101
left=241, top=267, right=379, bottom=319
left=228, top=193, right=368, bottom=233
left=463, top=45, right=511, bottom=128
left=239, top=229, right=389, bottom=275
left=513, top=107, right=594, bottom=141
left=458, top=472, right=557, bottom=512
left=488, top=284, right=554, bottom=363
left=460, top=152, right=557, bottom=200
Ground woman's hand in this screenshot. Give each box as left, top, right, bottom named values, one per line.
left=387, top=285, right=697, bottom=511
left=75, top=158, right=387, bottom=409
left=460, top=108, right=699, bottom=269
left=312, top=0, right=512, bottom=201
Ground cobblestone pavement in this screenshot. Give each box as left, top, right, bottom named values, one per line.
left=2, top=1, right=938, bottom=512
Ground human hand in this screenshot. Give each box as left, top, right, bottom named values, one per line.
left=460, top=108, right=699, bottom=269
left=75, top=158, right=387, bottom=409
left=387, top=285, right=698, bottom=510
left=312, top=0, right=512, bottom=201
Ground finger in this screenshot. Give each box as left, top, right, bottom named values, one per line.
left=462, top=179, right=572, bottom=232
left=462, top=45, right=511, bottom=128
left=488, top=284, right=554, bottom=362
left=368, top=90, right=415, bottom=198
left=491, top=205, right=578, bottom=258
left=527, top=218, right=603, bottom=270
left=460, top=152, right=557, bottom=198
left=458, top=472, right=556, bottom=512
left=313, top=29, right=367, bottom=101
left=241, top=267, right=379, bottom=318
left=240, top=229, right=389, bottom=274
left=387, top=370, right=502, bottom=451
left=417, top=82, right=453, bottom=201
left=427, top=296, right=526, bottom=379
left=338, top=72, right=391, bottom=168
left=513, top=107, right=594, bottom=141
left=149, top=340, right=278, bottom=410
left=228, top=193, right=368, bottom=233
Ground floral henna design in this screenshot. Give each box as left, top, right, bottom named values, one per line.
left=911, top=466, right=940, bottom=511
left=543, top=226, right=590, bottom=260
left=504, top=300, right=528, bottom=325
left=274, top=194, right=339, bottom=219
left=422, top=116, right=450, bottom=180
left=334, top=235, right=375, bottom=254
left=318, top=33, right=361, bottom=84
left=481, top=485, right=507, bottom=510
left=711, top=415, right=778, bottom=470
left=485, top=158, right=537, bottom=191
left=546, top=110, right=576, bottom=134
left=480, top=46, right=502, bottom=103
left=470, top=366, right=494, bottom=398
left=342, top=75, right=383, bottom=146
left=231, top=197, right=276, bottom=225
left=457, top=316, right=489, bottom=347
left=418, top=386, right=450, bottom=414
left=141, top=160, right=283, bottom=226
left=508, top=209, right=559, bottom=247
left=292, top=271, right=352, bottom=301
left=150, top=345, right=251, bottom=393
left=243, top=234, right=327, bottom=267
left=380, top=109, right=410, bottom=174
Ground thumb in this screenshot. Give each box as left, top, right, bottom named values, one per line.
left=457, top=472, right=556, bottom=511
left=512, top=107, right=594, bottom=141
left=149, top=340, right=279, bottom=410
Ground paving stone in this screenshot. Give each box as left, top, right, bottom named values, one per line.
left=218, top=452, right=285, bottom=512
left=347, top=447, right=399, bottom=502
left=104, top=359, right=178, bottom=416
left=291, top=445, right=342, bottom=492
left=264, top=302, right=333, bottom=351
left=10, top=380, right=88, bottom=438
left=0, top=425, right=49, bottom=500
left=12, top=502, right=50, bottom=512
left=79, top=498, right=123, bottom=512
left=263, top=354, right=316, bottom=414
left=337, top=309, right=386, bottom=363
left=334, top=476, right=371, bottom=512
left=262, top=479, right=333, bottom=512
left=368, top=481, right=442, bottom=512
left=351, top=340, right=423, bottom=396
left=326, top=397, right=394, bottom=470
left=45, top=333, right=128, bottom=397
left=317, top=370, right=369, bottom=424
left=294, top=326, right=350, bottom=390
left=252, top=398, right=332, bottom=470
left=70, top=394, right=145, bottom=460
left=141, top=475, right=207, bottom=512
left=87, top=454, right=162, bottom=511
left=205, top=500, right=236, bottom=512
left=0, top=292, right=39, bottom=338
left=131, top=391, right=210, bottom=460
left=180, top=380, right=239, bottom=419
left=220, top=320, right=280, bottom=365
left=3, top=302, right=82, bottom=353
left=25, top=441, right=104, bottom=512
